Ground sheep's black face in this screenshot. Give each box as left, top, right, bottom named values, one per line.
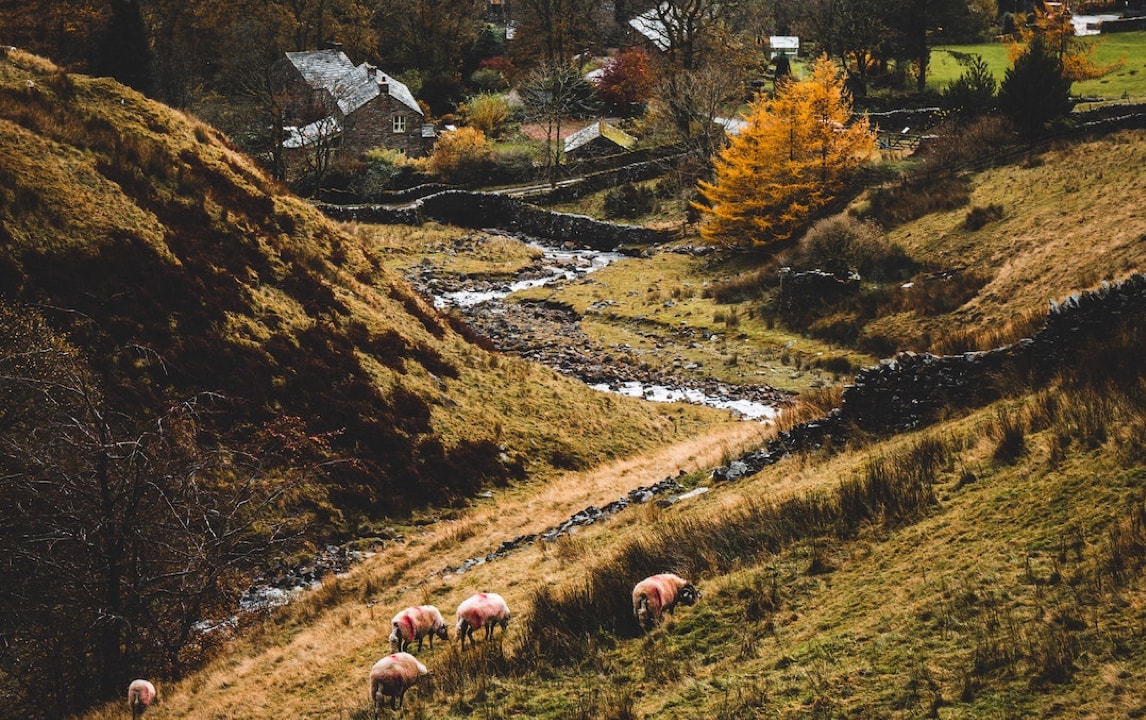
left=435, top=625, right=449, bottom=641
left=680, top=584, right=700, bottom=606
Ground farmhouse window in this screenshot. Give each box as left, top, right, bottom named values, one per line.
left=393, top=115, right=406, bottom=133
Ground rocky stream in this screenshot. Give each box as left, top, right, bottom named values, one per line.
left=406, top=233, right=788, bottom=420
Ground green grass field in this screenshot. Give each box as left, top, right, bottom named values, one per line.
left=930, top=30, right=1146, bottom=100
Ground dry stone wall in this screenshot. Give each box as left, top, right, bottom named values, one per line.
left=320, top=190, right=674, bottom=249
left=714, top=272, right=1146, bottom=479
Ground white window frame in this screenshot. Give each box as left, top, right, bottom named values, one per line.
left=393, top=115, right=406, bottom=133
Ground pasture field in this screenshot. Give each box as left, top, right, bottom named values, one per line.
left=930, top=30, right=1146, bottom=100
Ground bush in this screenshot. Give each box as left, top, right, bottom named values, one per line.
left=964, top=203, right=1004, bottom=231
left=487, top=146, right=539, bottom=184
left=350, top=147, right=415, bottom=200
left=864, top=175, right=972, bottom=229
left=478, top=56, right=516, bottom=84
left=916, top=115, right=1014, bottom=174
left=462, top=93, right=512, bottom=138
left=428, top=127, right=495, bottom=185
left=782, top=215, right=917, bottom=282
left=595, top=48, right=656, bottom=116
left=603, top=182, right=656, bottom=219
left=941, top=54, right=997, bottom=119
left=470, top=67, right=508, bottom=93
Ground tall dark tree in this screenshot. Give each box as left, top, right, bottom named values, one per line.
left=510, top=0, right=611, bottom=71
left=93, top=0, right=155, bottom=95
left=368, top=0, right=483, bottom=113
left=650, top=63, right=744, bottom=161
left=998, top=34, right=1073, bottom=142
left=900, top=0, right=996, bottom=93
left=519, top=64, right=600, bottom=184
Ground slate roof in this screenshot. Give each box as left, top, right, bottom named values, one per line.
left=285, top=48, right=354, bottom=90
left=283, top=49, right=422, bottom=117
left=628, top=4, right=674, bottom=52
left=714, top=116, right=747, bottom=137
left=563, top=120, right=638, bottom=154
left=282, top=117, right=343, bottom=149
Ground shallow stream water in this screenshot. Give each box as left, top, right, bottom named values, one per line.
left=427, top=240, right=779, bottom=421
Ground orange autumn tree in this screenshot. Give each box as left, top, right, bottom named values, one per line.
left=696, top=55, right=876, bottom=250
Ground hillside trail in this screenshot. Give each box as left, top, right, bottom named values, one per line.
left=452, top=419, right=773, bottom=550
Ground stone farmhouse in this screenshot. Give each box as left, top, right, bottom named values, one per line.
left=271, top=47, right=431, bottom=160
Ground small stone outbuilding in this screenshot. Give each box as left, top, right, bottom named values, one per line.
left=272, top=46, right=430, bottom=159
left=563, top=120, right=638, bottom=159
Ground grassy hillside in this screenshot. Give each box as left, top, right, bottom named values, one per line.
left=68, top=118, right=1146, bottom=718
left=9, top=43, right=1146, bottom=720
left=0, top=47, right=729, bottom=530
left=82, top=303, right=1146, bottom=719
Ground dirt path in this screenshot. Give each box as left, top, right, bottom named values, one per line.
left=448, top=419, right=772, bottom=556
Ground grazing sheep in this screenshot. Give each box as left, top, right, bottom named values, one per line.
left=389, top=604, right=449, bottom=653
left=127, top=679, right=156, bottom=719
left=455, top=592, right=511, bottom=648
left=632, top=573, right=701, bottom=632
left=369, top=652, right=429, bottom=716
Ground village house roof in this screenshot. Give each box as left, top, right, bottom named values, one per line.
left=283, top=49, right=422, bottom=117
left=767, top=36, right=800, bottom=57
left=563, top=120, right=638, bottom=154
left=282, top=116, right=343, bottom=149
left=628, top=4, right=675, bottom=52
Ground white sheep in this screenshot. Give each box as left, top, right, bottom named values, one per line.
left=632, top=573, right=701, bottom=632
left=126, top=679, right=156, bottom=719
left=388, top=604, right=449, bottom=653
left=455, top=592, right=510, bottom=648
left=369, top=652, right=429, bottom=716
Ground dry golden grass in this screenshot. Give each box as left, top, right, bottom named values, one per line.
left=875, top=130, right=1146, bottom=350
left=347, top=222, right=544, bottom=278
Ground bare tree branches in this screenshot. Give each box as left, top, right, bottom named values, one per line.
left=0, top=302, right=316, bottom=717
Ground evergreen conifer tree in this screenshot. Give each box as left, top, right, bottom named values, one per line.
left=93, top=0, right=155, bottom=96
left=998, top=34, right=1073, bottom=141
